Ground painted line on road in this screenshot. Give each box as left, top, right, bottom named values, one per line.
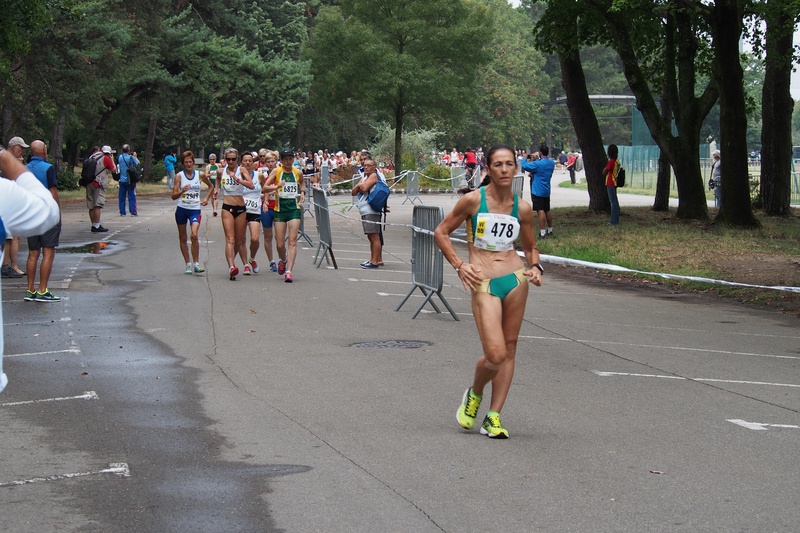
left=0, top=463, right=130, bottom=488
left=5, top=348, right=81, bottom=358
left=377, top=291, right=467, bottom=300
left=531, top=317, right=800, bottom=340
left=519, top=336, right=797, bottom=361
left=347, top=278, right=411, bottom=284
left=727, top=419, right=800, bottom=431
left=582, top=339, right=800, bottom=361
left=0, top=391, right=99, bottom=407
left=4, top=317, right=72, bottom=327
left=593, top=371, right=800, bottom=388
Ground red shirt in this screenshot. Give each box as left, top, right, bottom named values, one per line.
left=604, top=158, right=618, bottom=186
left=464, top=151, right=477, bottom=165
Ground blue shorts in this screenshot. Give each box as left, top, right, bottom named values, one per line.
left=261, top=208, right=275, bottom=229
left=175, top=206, right=201, bottom=226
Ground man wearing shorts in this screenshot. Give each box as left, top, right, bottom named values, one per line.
left=24, top=140, right=62, bottom=302
left=351, top=158, right=384, bottom=268
left=520, top=144, right=556, bottom=238
left=85, top=145, right=115, bottom=233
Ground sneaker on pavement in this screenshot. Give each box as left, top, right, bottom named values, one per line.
left=229, top=266, right=239, bottom=280
left=34, top=290, right=61, bottom=302
left=456, top=387, right=482, bottom=430
left=185, top=264, right=193, bottom=274
left=24, top=290, right=36, bottom=301
left=480, top=412, right=509, bottom=439
left=91, top=225, right=109, bottom=233
left=243, top=264, right=252, bottom=275
left=193, top=263, right=205, bottom=273
left=284, top=271, right=293, bottom=283
left=249, top=258, right=259, bottom=273
left=2, top=265, right=22, bottom=279
left=361, top=262, right=380, bottom=269
left=277, top=260, right=286, bottom=275
left=270, top=260, right=277, bottom=272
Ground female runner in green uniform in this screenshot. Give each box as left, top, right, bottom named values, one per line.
left=434, top=144, right=543, bottom=439
left=205, top=154, right=220, bottom=216
left=264, top=148, right=304, bottom=283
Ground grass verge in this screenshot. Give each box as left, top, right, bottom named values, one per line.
left=538, top=205, right=800, bottom=316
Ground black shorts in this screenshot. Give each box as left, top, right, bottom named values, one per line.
left=531, top=194, right=550, bottom=212
left=246, top=212, right=261, bottom=223
left=222, top=203, right=247, bottom=218
left=27, top=220, right=61, bottom=250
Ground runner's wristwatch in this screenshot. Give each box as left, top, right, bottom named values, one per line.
left=532, top=263, right=544, bottom=274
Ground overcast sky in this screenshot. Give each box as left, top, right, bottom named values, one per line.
left=506, top=1, right=799, bottom=99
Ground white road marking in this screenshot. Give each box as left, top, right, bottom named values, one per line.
left=517, top=336, right=797, bottom=361
left=593, top=371, right=800, bottom=388
left=0, top=463, right=130, bottom=487
left=347, top=278, right=411, bottom=284
left=0, top=391, right=99, bottom=407
left=376, top=291, right=466, bottom=300
left=727, top=419, right=800, bottom=431
left=5, top=348, right=81, bottom=358
left=4, top=317, right=72, bottom=327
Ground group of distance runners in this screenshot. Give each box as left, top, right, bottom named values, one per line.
left=171, top=147, right=303, bottom=283
left=173, top=142, right=544, bottom=439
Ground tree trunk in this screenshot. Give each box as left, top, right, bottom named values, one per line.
left=393, top=94, right=403, bottom=176
left=759, top=3, right=793, bottom=216
left=602, top=7, right=715, bottom=220
left=712, top=0, right=759, bottom=227
left=128, top=104, right=139, bottom=148
left=50, top=110, right=66, bottom=172
left=559, top=49, right=608, bottom=213
left=653, top=89, right=672, bottom=211
left=145, top=115, right=158, bottom=182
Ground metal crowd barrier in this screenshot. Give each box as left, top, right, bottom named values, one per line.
left=449, top=166, right=465, bottom=196
left=403, top=170, right=422, bottom=205
left=512, top=174, right=525, bottom=199
left=395, top=205, right=459, bottom=320
left=320, top=164, right=330, bottom=190
left=311, top=187, right=337, bottom=268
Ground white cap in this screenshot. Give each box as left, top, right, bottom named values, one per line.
left=101, top=145, right=115, bottom=154
left=8, top=136, right=29, bottom=148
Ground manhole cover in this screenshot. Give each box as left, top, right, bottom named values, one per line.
left=350, top=340, right=432, bottom=349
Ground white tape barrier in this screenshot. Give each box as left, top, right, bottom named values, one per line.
left=311, top=197, right=800, bottom=294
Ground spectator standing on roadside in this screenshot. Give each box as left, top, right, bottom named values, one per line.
left=85, top=145, right=115, bottom=233
left=117, top=144, right=139, bottom=217
left=464, top=148, right=478, bottom=188
left=164, top=150, right=177, bottom=190
left=710, top=150, right=722, bottom=208
left=558, top=151, right=568, bottom=172
left=352, top=158, right=384, bottom=269
left=0, top=146, right=60, bottom=392
left=24, top=140, right=62, bottom=302
left=1, top=136, right=29, bottom=279
left=520, top=143, right=556, bottom=238
left=566, top=151, right=577, bottom=184
left=602, top=144, right=621, bottom=225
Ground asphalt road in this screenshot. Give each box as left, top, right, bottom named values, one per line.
left=1, top=184, right=797, bottom=532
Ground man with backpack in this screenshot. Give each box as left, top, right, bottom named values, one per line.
left=82, top=145, right=116, bottom=233
left=351, top=158, right=386, bottom=269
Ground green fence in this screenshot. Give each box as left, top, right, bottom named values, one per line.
left=616, top=145, right=800, bottom=205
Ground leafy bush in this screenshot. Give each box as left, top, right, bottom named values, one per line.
left=57, top=165, right=81, bottom=191
left=147, top=161, right=166, bottom=183
left=418, top=163, right=451, bottom=188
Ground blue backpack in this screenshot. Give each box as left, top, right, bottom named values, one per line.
left=367, top=178, right=390, bottom=212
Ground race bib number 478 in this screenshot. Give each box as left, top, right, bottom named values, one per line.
left=474, top=213, right=520, bottom=252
